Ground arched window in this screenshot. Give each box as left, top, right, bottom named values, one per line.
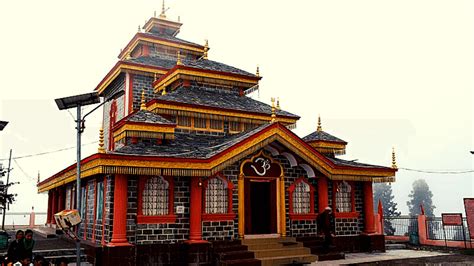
left=288, top=177, right=316, bottom=220
left=138, top=176, right=176, bottom=223
left=143, top=176, right=169, bottom=215
left=205, top=177, right=227, bottom=214
left=202, top=175, right=235, bottom=221
left=332, top=181, right=358, bottom=218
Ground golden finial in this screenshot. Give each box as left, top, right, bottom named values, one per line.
left=154, top=72, right=157, bottom=81
left=276, top=97, right=280, bottom=110
left=203, top=39, right=209, bottom=59
left=160, top=0, right=167, bottom=18
left=178, top=16, right=181, bottom=22
left=392, top=147, right=398, bottom=169
left=176, top=51, right=182, bottom=65
left=98, top=127, right=105, bottom=153
left=271, top=97, right=276, bottom=123
left=256, top=66, right=260, bottom=77
left=162, top=88, right=167, bottom=95
left=154, top=10, right=157, bottom=17
left=37, top=171, right=40, bottom=184
left=138, top=25, right=141, bottom=32
left=317, top=115, right=322, bottom=132
left=140, top=90, right=146, bottom=110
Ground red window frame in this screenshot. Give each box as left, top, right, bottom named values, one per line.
left=137, top=176, right=177, bottom=224
left=288, top=177, right=317, bottom=221
left=202, top=174, right=236, bottom=221
left=332, top=181, right=359, bottom=218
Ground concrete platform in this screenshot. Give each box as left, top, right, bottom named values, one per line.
left=312, top=250, right=458, bottom=265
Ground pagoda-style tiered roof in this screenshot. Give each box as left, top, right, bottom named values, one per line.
left=303, top=116, right=347, bottom=156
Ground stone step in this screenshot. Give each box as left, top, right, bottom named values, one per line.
left=317, top=252, right=345, bottom=261
left=221, top=258, right=261, bottom=266
left=33, top=227, right=58, bottom=239
left=214, top=244, right=249, bottom=253
left=253, top=247, right=312, bottom=259
left=386, top=243, right=407, bottom=250
left=259, top=254, right=317, bottom=266
left=242, top=237, right=296, bottom=245
left=218, top=250, right=255, bottom=261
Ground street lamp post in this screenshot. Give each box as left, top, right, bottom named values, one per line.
left=55, top=90, right=124, bottom=265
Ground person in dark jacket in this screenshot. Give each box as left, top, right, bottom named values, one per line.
left=317, top=206, right=335, bottom=252
left=6, top=230, right=24, bottom=263
left=21, top=229, right=35, bottom=260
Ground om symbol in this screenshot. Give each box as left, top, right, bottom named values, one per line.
left=250, top=157, right=271, bottom=176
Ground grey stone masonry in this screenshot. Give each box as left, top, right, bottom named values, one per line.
left=132, top=74, right=155, bottom=112
left=290, top=220, right=318, bottom=237
left=134, top=176, right=190, bottom=244
left=127, top=176, right=138, bottom=243
left=202, top=221, right=234, bottom=241
left=104, top=175, right=114, bottom=243
left=86, top=179, right=95, bottom=240
left=102, top=75, right=125, bottom=151
left=335, top=218, right=360, bottom=236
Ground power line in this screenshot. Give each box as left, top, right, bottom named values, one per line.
left=399, top=167, right=474, bottom=174
left=13, top=159, right=36, bottom=183
left=0, top=141, right=98, bottom=161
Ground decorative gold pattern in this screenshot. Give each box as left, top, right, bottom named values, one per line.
left=271, top=98, right=276, bottom=123
left=203, top=39, right=209, bottom=59
left=176, top=51, right=182, bottom=65
left=140, top=90, right=146, bottom=110
left=98, top=127, right=105, bottom=153
left=256, top=66, right=260, bottom=77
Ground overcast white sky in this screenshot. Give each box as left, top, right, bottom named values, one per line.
left=0, top=0, right=473, bottom=217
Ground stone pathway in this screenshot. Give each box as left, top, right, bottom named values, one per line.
left=312, top=250, right=465, bottom=265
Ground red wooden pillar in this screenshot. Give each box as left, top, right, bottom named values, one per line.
left=188, top=177, right=205, bottom=242
left=318, top=176, right=329, bottom=213
left=46, top=190, right=52, bottom=224
left=51, top=189, right=58, bottom=225
left=58, top=187, right=64, bottom=212
left=109, top=174, right=130, bottom=246
left=363, top=182, right=376, bottom=234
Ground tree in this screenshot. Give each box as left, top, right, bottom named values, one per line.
left=407, top=179, right=435, bottom=217
left=373, top=183, right=401, bottom=235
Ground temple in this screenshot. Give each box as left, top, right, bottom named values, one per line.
left=38, top=6, right=397, bottom=265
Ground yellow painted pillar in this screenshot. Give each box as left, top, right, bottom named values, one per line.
left=238, top=174, right=245, bottom=238
left=279, top=175, right=286, bottom=237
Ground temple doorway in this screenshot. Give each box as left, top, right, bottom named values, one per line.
left=245, top=179, right=277, bottom=235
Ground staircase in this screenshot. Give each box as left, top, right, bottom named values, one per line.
left=296, top=236, right=345, bottom=261
left=212, top=240, right=261, bottom=266
left=242, top=237, right=317, bottom=266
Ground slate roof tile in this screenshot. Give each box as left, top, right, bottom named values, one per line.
left=125, top=109, right=174, bottom=125
left=302, top=131, right=346, bottom=143
left=157, top=86, right=299, bottom=118
left=326, top=156, right=391, bottom=170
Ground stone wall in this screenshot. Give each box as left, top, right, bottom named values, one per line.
left=102, top=74, right=125, bottom=150
left=131, top=74, right=155, bottom=112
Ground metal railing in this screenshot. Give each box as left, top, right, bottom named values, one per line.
left=426, top=217, right=470, bottom=241
left=383, top=216, right=418, bottom=236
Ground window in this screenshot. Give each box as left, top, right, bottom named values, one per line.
left=80, top=186, right=86, bottom=219
left=177, top=116, right=191, bottom=127
left=335, top=181, right=351, bottom=212
left=288, top=177, right=316, bottom=220
left=229, top=121, right=241, bottom=132
left=205, top=178, right=227, bottom=214
left=293, top=182, right=310, bottom=214
left=194, top=117, right=207, bottom=129
left=143, top=176, right=169, bottom=215
left=202, top=175, right=235, bottom=221
left=209, top=119, right=223, bottom=131
left=243, top=123, right=254, bottom=131
left=137, top=176, right=176, bottom=223
left=96, top=182, right=104, bottom=220
left=332, top=181, right=358, bottom=218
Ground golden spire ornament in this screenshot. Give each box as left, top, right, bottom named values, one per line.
left=256, top=66, right=260, bottom=77
left=162, top=87, right=167, bottom=95
left=391, top=147, right=398, bottom=169
left=140, top=90, right=146, bottom=110
left=160, top=0, right=167, bottom=18
left=276, top=97, right=280, bottom=110
left=98, top=127, right=105, bottom=153
left=176, top=51, right=182, bottom=65
left=203, top=39, right=209, bottom=59
left=154, top=72, right=157, bottom=81
left=270, top=97, right=276, bottom=123
left=138, top=25, right=141, bottom=32
left=125, top=49, right=132, bottom=60
left=317, top=115, right=322, bottom=132
left=37, top=171, right=40, bottom=184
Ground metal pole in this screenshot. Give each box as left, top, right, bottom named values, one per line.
left=1, top=149, right=12, bottom=230
left=76, top=106, right=82, bottom=265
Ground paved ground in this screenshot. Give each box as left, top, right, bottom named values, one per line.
left=313, top=250, right=474, bottom=265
